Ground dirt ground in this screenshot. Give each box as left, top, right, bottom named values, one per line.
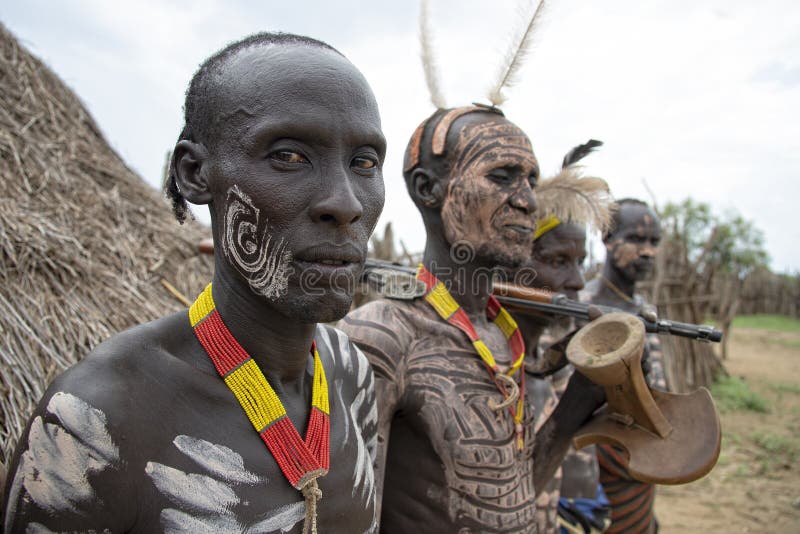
left=655, top=327, right=800, bottom=532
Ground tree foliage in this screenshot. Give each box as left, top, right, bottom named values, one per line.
left=660, top=199, right=769, bottom=279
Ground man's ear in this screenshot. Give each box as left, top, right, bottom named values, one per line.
left=172, top=140, right=212, bottom=205
left=410, top=168, right=445, bottom=209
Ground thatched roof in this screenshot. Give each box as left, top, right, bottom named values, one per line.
left=0, top=23, right=213, bottom=463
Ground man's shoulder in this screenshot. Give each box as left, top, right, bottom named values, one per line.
left=315, top=324, right=371, bottom=377
left=338, top=298, right=419, bottom=353
left=47, top=312, right=191, bottom=419
left=343, top=297, right=418, bottom=322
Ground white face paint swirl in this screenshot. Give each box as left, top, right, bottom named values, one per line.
left=223, top=185, right=292, bottom=300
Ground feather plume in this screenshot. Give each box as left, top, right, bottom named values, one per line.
left=536, top=147, right=616, bottom=234
left=561, top=139, right=603, bottom=169
left=419, top=0, right=446, bottom=109
left=486, top=0, right=547, bottom=107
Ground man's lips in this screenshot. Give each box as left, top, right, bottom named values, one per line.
left=503, top=223, right=535, bottom=235
left=293, top=244, right=365, bottom=265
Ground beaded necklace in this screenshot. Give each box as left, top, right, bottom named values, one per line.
left=189, top=283, right=329, bottom=534
left=416, top=265, right=528, bottom=450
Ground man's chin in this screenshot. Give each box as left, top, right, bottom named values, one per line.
left=273, top=290, right=354, bottom=324
left=476, top=242, right=530, bottom=269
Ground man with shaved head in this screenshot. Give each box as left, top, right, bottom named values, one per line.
left=4, top=33, right=385, bottom=533
left=340, top=107, right=605, bottom=533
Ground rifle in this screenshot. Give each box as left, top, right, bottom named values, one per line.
left=363, top=259, right=722, bottom=343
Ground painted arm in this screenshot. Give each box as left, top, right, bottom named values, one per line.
left=2, top=388, right=133, bottom=533
left=338, top=303, right=408, bottom=525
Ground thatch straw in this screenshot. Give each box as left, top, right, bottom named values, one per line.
left=0, top=23, right=213, bottom=463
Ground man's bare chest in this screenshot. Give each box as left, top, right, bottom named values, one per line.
left=128, top=374, right=375, bottom=533
left=403, top=332, right=535, bottom=461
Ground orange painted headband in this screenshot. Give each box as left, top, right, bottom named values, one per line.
left=404, top=106, right=503, bottom=172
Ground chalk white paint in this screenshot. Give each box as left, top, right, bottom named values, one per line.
left=159, top=501, right=305, bottom=534
left=348, top=388, right=375, bottom=506
left=145, top=462, right=239, bottom=515
left=319, top=326, right=376, bottom=508
left=46, top=392, right=118, bottom=463
left=159, top=508, right=243, bottom=533
left=148, top=435, right=306, bottom=532
left=353, top=345, right=379, bottom=460
left=223, top=185, right=292, bottom=300
left=249, top=501, right=306, bottom=533
left=4, top=392, right=119, bottom=531
left=173, top=434, right=263, bottom=485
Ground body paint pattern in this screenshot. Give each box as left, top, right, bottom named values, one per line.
left=146, top=435, right=303, bottom=533
left=340, top=299, right=540, bottom=533
left=316, top=325, right=378, bottom=509
left=223, top=185, right=292, bottom=300
left=4, top=392, right=120, bottom=532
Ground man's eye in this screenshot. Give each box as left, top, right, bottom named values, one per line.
left=269, top=150, right=308, bottom=164
left=488, top=170, right=512, bottom=183
left=352, top=156, right=377, bottom=170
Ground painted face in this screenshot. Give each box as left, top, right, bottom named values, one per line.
left=606, top=203, right=661, bottom=283
left=440, top=116, right=538, bottom=267
left=528, top=222, right=586, bottom=301
left=206, top=44, right=386, bottom=322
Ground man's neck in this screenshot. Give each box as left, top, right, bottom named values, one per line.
left=593, top=264, right=638, bottom=310
left=210, top=269, right=315, bottom=387
left=602, top=263, right=635, bottom=296
left=422, top=235, right=493, bottom=324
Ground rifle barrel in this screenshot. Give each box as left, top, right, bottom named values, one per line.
left=362, top=260, right=722, bottom=343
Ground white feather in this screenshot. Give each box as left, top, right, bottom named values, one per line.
left=486, top=0, right=547, bottom=107
left=420, top=0, right=446, bottom=109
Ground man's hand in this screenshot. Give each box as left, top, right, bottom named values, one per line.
left=563, top=367, right=606, bottom=425
left=638, top=303, right=658, bottom=324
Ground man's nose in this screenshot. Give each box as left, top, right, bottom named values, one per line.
left=565, top=266, right=585, bottom=294
left=640, top=243, right=657, bottom=258
left=509, top=183, right=537, bottom=216
left=309, top=169, right=363, bottom=226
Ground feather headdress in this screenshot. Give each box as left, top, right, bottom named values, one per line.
left=534, top=139, right=615, bottom=239
left=417, top=0, right=547, bottom=110
left=405, top=0, right=548, bottom=172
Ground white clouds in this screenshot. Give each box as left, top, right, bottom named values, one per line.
left=2, top=0, right=798, bottom=269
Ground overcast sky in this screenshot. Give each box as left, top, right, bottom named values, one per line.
left=3, top=0, right=799, bottom=271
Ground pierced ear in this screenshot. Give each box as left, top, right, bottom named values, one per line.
left=172, top=140, right=212, bottom=205
left=411, top=168, right=445, bottom=208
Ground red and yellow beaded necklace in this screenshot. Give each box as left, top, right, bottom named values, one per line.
left=189, top=283, right=329, bottom=534
left=416, top=265, right=528, bottom=450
